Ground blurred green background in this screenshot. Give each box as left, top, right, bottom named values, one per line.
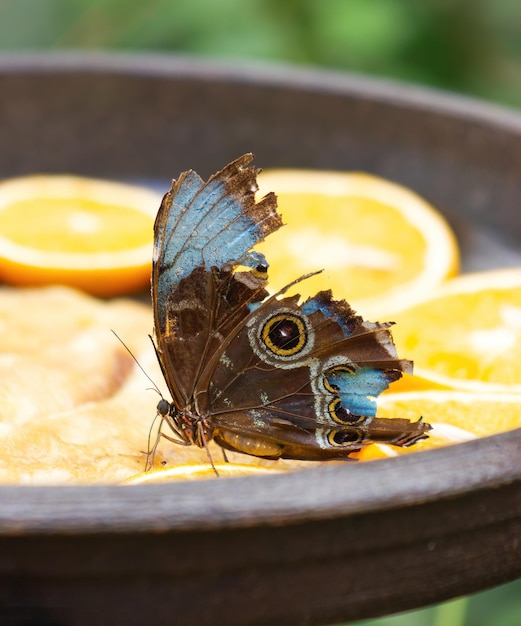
left=1, top=0, right=521, bottom=109
left=1, top=1, right=520, bottom=625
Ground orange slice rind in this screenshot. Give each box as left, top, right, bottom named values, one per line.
left=123, top=463, right=282, bottom=484
left=256, top=169, right=459, bottom=317
left=0, top=175, right=162, bottom=296
left=356, top=389, right=521, bottom=461
left=390, top=268, right=521, bottom=393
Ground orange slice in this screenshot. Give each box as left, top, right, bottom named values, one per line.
left=124, top=463, right=282, bottom=484
left=256, top=169, right=458, bottom=317
left=354, top=390, right=521, bottom=461
left=389, top=269, right=521, bottom=393
left=0, top=284, right=299, bottom=485
left=0, top=175, right=162, bottom=296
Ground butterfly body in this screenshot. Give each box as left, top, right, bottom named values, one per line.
left=151, top=154, right=430, bottom=465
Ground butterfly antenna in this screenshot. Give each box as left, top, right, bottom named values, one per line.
left=110, top=330, right=164, bottom=398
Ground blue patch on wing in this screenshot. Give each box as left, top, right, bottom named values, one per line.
left=155, top=155, right=280, bottom=306
left=302, top=294, right=357, bottom=337
left=160, top=176, right=260, bottom=277
left=241, top=250, right=268, bottom=271
left=325, top=367, right=390, bottom=416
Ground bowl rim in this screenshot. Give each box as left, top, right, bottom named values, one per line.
left=1, top=52, right=521, bottom=536
left=0, top=428, right=520, bottom=535
left=1, top=50, right=521, bottom=132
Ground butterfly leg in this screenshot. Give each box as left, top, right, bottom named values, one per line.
left=146, top=421, right=191, bottom=471
left=197, top=420, right=219, bottom=477
left=145, top=415, right=164, bottom=472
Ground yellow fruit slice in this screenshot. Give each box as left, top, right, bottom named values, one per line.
left=389, top=269, right=521, bottom=393
left=354, top=390, right=521, bottom=461
left=124, top=463, right=282, bottom=484
left=0, top=284, right=306, bottom=485
left=0, top=175, right=162, bottom=296
left=256, top=169, right=459, bottom=317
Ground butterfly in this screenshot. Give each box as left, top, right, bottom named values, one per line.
left=150, top=154, right=430, bottom=470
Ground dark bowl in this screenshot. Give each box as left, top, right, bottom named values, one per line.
left=1, top=53, right=521, bottom=626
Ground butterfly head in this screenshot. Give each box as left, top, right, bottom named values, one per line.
left=156, top=399, right=214, bottom=449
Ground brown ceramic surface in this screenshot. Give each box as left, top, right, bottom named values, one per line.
left=1, top=54, right=521, bottom=626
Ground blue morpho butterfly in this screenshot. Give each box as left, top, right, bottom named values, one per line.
left=149, top=154, right=430, bottom=470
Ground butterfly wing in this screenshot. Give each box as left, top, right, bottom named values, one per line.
left=199, top=286, right=429, bottom=460
left=152, top=153, right=430, bottom=462
left=152, top=154, right=281, bottom=406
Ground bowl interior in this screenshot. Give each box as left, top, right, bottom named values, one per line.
left=1, top=54, right=521, bottom=625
